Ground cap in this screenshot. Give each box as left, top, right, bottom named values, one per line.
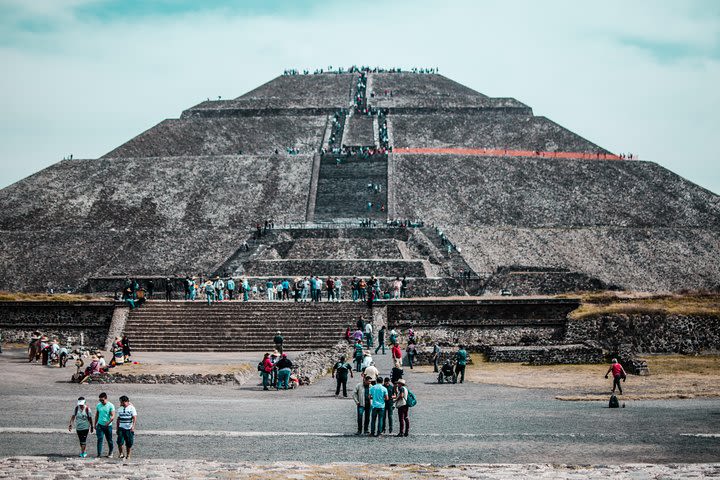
left=77, top=398, right=86, bottom=406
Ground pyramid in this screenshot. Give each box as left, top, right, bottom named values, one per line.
left=1, top=69, right=718, bottom=293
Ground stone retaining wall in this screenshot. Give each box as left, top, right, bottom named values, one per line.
left=0, top=301, right=115, bottom=348
left=565, top=314, right=720, bottom=354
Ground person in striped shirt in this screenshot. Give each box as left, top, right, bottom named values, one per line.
left=116, top=395, right=137, bottom=460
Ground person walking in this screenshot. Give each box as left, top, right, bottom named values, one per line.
left=406, top=342, right=416, bottom=369
left=391, top=343, right=402, bottom=368
left=116, top=395, right=137, bottom=459
left=374, top=325, right=386, bottom=355
left=273, top=331, right=284, bottom=354
left=275, top=353, right=293, bottom=389
left=260, top=352, right=274, bottom=390
left=353, top=340, right=364, bottom=372
left=395, top=378, right=410, bottom=437
left=455, top=345, right=468, bottom=384
left=94, top=392, right=115, bottom=457
left=68, top=397, right=94, bottom=457
left=369, top=378, right=389, bottom=437
left=352, top=376, right=371, bottom=435
left=332, top=355, right=354, bottom=397
left=605, top=358, right=627, bottom=394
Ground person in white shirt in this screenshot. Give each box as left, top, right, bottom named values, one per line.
left=364, top=322, right=374, bottom=348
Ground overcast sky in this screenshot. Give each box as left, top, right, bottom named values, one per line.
left=1, top=0, right=718, bottom=194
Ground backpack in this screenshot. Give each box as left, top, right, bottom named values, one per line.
left=406, top=388, right=417, bottom=408
left=609, top=394, right=619, bottom=408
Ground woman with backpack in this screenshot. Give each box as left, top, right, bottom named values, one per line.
left=395, top=379, right=410, bottom=437
left=68, top=397, right=94, bottom=457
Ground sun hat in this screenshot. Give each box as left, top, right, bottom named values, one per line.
left=397, top=379, right=406, bottom=385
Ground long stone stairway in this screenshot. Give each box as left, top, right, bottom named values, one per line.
left=124, top=301, right=367, bottom=351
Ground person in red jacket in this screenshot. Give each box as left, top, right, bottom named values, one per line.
left=261, top=353, right=274, bottom=391
left=605, top=358, right=627, bottom=394
left=391, top=344, right=402, bottom=368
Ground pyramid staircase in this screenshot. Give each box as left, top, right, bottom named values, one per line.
left=124, top=301, right=367, bottom=351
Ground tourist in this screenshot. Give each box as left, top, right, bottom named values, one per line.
left=275, top=280, right=283, bottom=300
left=364, top=321, right=374, bottom=348
left=392, top=277, right=402, bottom=299
left=275, top=353, right=293, bottom=389
left=301, top=277, right=310, bottom=302
left=226, top=277, right=235, bottom=301
left=352, top=376, right=371, bottom=435
left=120, top=335, right=132, bottom=363
left=94, top=392, right=115, bottom=457
left=406, top=342, right=416, bottom=369
left=455, top=345, right=468, bottom=384
left=363, top=360, right=379, bottom=382
left=274, top=331, right=284, bottom=354
left=401, top=276, right=408, bottom=298
left=408, top=328, right=416, bottom=343
left=332, top=355, right=353, bottom=397
left=358, top=278, right=367, bottom=302
left=381, top=377, right=394, bottom=434
left=146, top=280, right=154, bottom=299
left=204, top=280, right=215, bottom=305
left=266, top=279, right=275, bottom=301
left=375, top=325, right=386, bottom=355
left=326, top=277, right=335, bottom=301
left=116, top=395, right=137, bottom=459
left=165, top=279, right=174, bottom=302
left=261, top=353, right=273, bottom=390
left=68, top=397, right=93, bottom=458
left=395, top=379, right=410, bottom=437
left=605, top=358, right=627, bottom=394
left=390, top=364, right=404, bottom=383
left=353, top=340, right=364, bottom=372
left=361, top=352, right=374, bottom=372
left=431, top=342, right=442, bottom=372
left=391, top=343, right=402, bottom=368
left=242, top=278, right=250, bottom=301
left=214, top=277, right=225, bottom=301
left=369, top=378, right=389, bottom=437
left=389, top=328, right=398, bottom=345
left=351, top=277, right=359, bottom=301
left=282, top=278, right=290, bottom=300
left=356, top=316, right=366, bottom=332
left=334, top=277, right=342, bottom=301
left=439, top=360, right=455, bottom=383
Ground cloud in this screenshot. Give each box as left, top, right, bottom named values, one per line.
left=0, top=0, right=718, bottom=195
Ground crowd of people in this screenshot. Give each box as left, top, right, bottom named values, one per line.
left=258, top=347, right=300, bottom=390
left=68, top=392, right=137, bottom=459
left=281, top=66, right=438, bottom=76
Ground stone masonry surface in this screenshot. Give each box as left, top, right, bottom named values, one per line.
left=0, top=458, right=718, bottom=479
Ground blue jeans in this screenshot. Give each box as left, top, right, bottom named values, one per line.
left=357, top=406, right=370, bottom=433
left=371, top=407, right=385, bottom=435
left=96, top=423, right=113, bottom=456
left=375, top=342, right=385, bottom=355
left=277, top=368, right=291, bottom=389
left=261, top=371, right=271, bottom=389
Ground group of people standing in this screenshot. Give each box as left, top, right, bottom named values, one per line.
left=68, top=392, right=137, bottom=460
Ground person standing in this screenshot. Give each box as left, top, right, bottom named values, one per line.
left=353, top=339, right=364, bottom=372
left=364, top=321, right=374, bottom=349
left=406, top=342, right=416, bottom=369
left=334, top=277, right=342, bottom=301
left=68, top=397, right=94, bottom=457
left=432, top=342, right=442, bottom=373
left=400, top=276, right=408, bottom=298
left=261, top=353, right=273, bottom=390
left=116, top=395, right=137, bottom=459
left=381, top=377, right=395, bottom=434
left=352, top=376, right=371, bottom=435
left=165, top=278, right=173, bottom=302
left=605, top=358, right=627, bottom=394
left=374, top=325, right=386, bottom=355
left=121, top=335, right=131, bottom=363
left=395, top=379, right=410, bottom=437
left=455, top=345, right=468, bottom=384
left=226, top=277, right=235, bottom=301
left=389, top=328, right=398, bottom=346
left=326, top=277, right=335, bottom=301
left=94, top=392, right=115, bottom=457
left=274, top=331, right=284, bottom=354
left=146, top=280, right=154, bottom=299
left=369, top=378, right=389, bottom=437
left=332, top=355, right=354, bottom=397
left=242, top=278, right=250, bottom=302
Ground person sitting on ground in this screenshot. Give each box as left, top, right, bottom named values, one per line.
left=275, top=353, right=293, bottom=389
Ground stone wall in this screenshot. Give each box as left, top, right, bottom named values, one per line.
left=486, top=344, right=604, bottom=364
left=482, top=267, right=616, bottom=296
left=0, top=301, right=115, bottom=348
left=243, top=259, right=428, bottom=277
left=565, top=314, right=720, bottom=354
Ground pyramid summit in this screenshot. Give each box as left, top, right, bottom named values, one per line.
left=1, top=68, right=718, bottom=293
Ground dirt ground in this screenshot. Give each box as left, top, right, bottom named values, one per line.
left=414, top=354, right=720, bottom=401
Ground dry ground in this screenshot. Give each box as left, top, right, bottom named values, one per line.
left=112, top=361, right=254, bottom=376
left=415, top=354, right=720, bottom=401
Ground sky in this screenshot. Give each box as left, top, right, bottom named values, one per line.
left=0, top=0, right=719, bottom=194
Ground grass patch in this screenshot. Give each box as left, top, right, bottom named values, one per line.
left=0, top=291, right=104, bottom=302
left=562, top=292, right=720, bottom=319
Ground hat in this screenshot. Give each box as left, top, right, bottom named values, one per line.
left=77, top=398, right=86, bottom=406
left=281, top=353, right=287, bottom=357
left=397, top=379, right=406, bottom=385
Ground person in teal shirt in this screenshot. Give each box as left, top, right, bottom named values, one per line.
left=94, top=392, right=115, bottom=457
left=369, top=379, right=389, bottom=436
left=455, top=346, right=468, bottom=384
